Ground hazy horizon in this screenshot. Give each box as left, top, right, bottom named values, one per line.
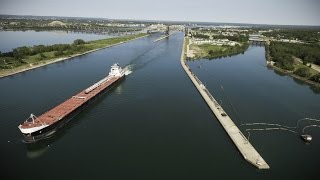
left=2, top=13, right=320, bottom=27
left=0, top=0, right=319, bottom=26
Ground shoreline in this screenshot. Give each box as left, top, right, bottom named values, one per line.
left=0, top=34, right=149, bottom=78
left=267, top=63, right=320, bottom=87
left=265, top=44, right=320, bottom=87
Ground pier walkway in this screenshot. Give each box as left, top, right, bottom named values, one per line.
left=180, top=37, right=270, bottom=169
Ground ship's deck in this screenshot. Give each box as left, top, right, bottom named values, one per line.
left=20, top=76, right=119, bottom=129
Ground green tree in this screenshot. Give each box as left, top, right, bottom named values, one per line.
left=309, top=73, right=320, bottom=83
left=33, top=45, right=47, bottom=54
left=39, top=53, right=46, bottom=60
left=304, top=55, right=315, bottom=64
left=208, top=50, right=214, bottom=56
left=294, top=67, right=312, bottom=78
left=12, top=49, right=23, bottom=59
left=73, top=39, right=85, bottom=45
left=54, top=51, right=64, bottom=57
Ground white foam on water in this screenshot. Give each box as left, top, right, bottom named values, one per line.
left=123, top=65, right=134, bottom=76
left=125, top=70, right=132, bottom=76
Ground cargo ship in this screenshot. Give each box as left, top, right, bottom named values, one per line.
left=18, top=63, right=125, bottom=142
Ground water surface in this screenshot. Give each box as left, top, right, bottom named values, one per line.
left=0, top=30, right=116, bottom=52
left=0, top=33, right=319, bottom=179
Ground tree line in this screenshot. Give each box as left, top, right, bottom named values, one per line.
left=0, top=39, right=87, bottom=69
left=266, top=41, right=320, bottom=83
left=207, top=43, right=249, bottom=59
left=191, top=33, right=248, bottom=43
left=263, top=29, right=320, bottom=43
left=0, top=39, right=86, bottom=60
left=267, top=41, right=320, bottom=68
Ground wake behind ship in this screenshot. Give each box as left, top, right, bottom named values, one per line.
left=18, top=63, right=125, bottom=142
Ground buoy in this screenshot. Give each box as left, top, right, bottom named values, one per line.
left=301, top=134, right=312, bottom=142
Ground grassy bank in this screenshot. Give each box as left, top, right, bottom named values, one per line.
left=188, top=43, right=249, bottom=60
left=0, top=33, right=148, bottom=77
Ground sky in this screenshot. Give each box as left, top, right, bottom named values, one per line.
left=0, top=0, right=319, bottom=26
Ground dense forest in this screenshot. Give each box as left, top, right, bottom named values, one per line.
left=262, top=29, right=320, bottom=43
left=267, top=42, right=320, bottom=68
left=211, top=34, right=248, bottom=42
left=191, top=33, right=248, bottom=43
left=266, top=41, right=320, bottom=83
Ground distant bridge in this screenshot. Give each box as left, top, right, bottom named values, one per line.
left=249, top=34, right=266, bottom=44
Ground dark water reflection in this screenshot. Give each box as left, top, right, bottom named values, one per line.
left=188, top=45, right=320, bottom=179
left=1, top=33, right=319, bottom=179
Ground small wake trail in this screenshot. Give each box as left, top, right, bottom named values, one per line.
left=121, top=40, right=164, bottom=76
left=242, top=117, right=320, bottom=140
left=123, top=65, right=133, bottom=76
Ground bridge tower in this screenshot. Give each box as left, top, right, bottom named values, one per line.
left=184, top=27, right=188, bottom=36
left=165, top=25, right=170, bottom=35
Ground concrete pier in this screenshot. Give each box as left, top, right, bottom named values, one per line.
left=180, top=37, right=270, bottom=169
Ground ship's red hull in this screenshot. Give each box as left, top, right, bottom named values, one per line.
left=19, top=75, right=125, bottom=142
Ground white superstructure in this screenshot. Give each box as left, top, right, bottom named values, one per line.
left=109, top=63, right=125, bottom=77
left=85, top=63, right=124, bottom=94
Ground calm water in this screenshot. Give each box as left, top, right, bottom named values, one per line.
left=1, top=32, right=319, bottom=179
left=0, top=30, right=117, bottom=52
